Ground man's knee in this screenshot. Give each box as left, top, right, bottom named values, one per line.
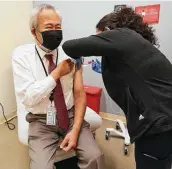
left=84, top=148, right=104, bottom=163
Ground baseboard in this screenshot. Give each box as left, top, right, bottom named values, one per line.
left=100, top=112, right=126, bottom=123
left=0, top=110, right=17, bottom=124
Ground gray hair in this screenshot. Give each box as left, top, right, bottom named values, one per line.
left=29, top=4, right=62, bottom=30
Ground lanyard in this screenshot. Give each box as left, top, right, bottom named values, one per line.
left=35, top=46, right=59, bottom=102
left=35, top=46, right=58, bottom=76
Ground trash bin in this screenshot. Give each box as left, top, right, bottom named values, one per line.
left=84, top=85, right=102, bottom=114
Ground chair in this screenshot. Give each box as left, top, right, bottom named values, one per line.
left=17, top=106, right=102, bottom=162
left=105, top=119, right=130, bottom=155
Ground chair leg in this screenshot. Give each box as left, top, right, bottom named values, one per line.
left=105, top=119, right=131, bottom=156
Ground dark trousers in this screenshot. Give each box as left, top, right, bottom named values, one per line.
left=135, top=130, right=172, bottom=169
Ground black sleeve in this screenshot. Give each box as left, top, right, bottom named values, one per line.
left=62, top=30, right=121, bottom=59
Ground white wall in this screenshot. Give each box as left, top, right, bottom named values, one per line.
left=34, top=1, right=172, bottom=114
left=0, top=1, right=33, bottom=120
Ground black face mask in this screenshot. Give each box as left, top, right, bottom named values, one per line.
left=40, top=30, right=63, bottom=50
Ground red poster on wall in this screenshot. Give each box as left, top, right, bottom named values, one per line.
left=135, top=4, right=160, bottom=24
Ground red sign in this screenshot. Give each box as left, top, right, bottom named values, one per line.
left=135, top=4, right=160, bottom=24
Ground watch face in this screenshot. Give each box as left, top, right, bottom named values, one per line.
left=114, top=5, right=127, bottom=12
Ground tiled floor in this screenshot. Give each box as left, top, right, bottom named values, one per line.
left=0, top=118, right=135, bottom=169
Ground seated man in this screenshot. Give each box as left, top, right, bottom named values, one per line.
left=12, top=4, right=105, bottom=169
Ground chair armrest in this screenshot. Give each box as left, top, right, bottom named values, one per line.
left=84, top=106, right=102, bottom=131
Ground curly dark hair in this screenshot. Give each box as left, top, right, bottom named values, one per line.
left=96, top=7, right=158, bottom=46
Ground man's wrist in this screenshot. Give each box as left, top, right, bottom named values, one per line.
left=72, top=125, right=81, bottom=133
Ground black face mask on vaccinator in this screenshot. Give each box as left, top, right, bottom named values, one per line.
left=40, top=30, right=63, bottom=50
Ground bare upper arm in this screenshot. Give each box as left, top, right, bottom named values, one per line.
left=73, top=64, right=85, bottom=96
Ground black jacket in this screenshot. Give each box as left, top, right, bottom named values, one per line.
left=62, top=28, right=172, bottom=143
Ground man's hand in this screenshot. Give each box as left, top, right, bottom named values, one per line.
left=60, top=129, right=79, bottom=152
left=51, top=59, right=74, bottom=80
left=57, top=59, right=74, bottom=77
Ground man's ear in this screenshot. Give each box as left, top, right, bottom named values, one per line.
left=31, top=28, right=36, bottom=38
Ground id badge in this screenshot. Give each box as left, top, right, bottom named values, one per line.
left=46, top=102, right=56, bottom=126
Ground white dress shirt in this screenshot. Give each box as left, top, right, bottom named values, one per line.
left=12, top=44, right=75, bottom=116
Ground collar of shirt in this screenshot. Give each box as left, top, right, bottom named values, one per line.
left=36, top=44, right=57, bottom=62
